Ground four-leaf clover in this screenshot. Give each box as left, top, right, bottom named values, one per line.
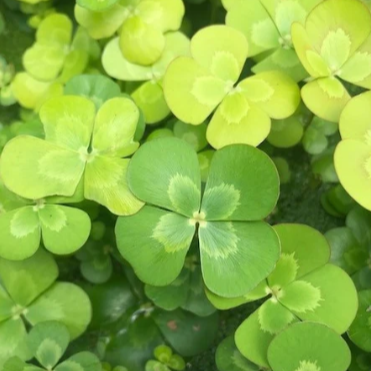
left=163, top=25, right=300, bottom=149
left=0, top=96, right=143, bottom=215
left=116, top=137, right=280, bottom=298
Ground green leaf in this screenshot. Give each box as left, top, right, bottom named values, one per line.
left=257, top=299, right=296, bottom=334
left=201, top=144, right=279, bottom=221
left=215, top=336, right=259, bottom=371
left=267, top=322, right=351, bottom=371
left=64, top=75, right=121, bottom=109
left=238, top=71, right=300, bottom=120
left=132, top=81, right=170, bottom=125
left=206, top=94, right=271, bottom=148
left=0, top=249, right=58, bottom=306
left=80, top=254, right=113, bottom=284
left=145, top=269, right=190, bottom=311
left=346, top=205, right=371, bottom=248
left=39, top=205, right=91, bottom=255
left=84, top=156, right=144, bottom=216
left=154, top=344, right=172, bottom=363
left=348, top=290, right=371, bottom=352
left=11, top=72, right=63, bottom=111
left=268, top=252, right=299, bottom=288
left=164, top=56, right=226, bottom=125
left=27, top=321, right=70, bottom=369
left=153, top=309, right=219, bottom=357
left=127, top=137, right=201, bottom=217
left=3, top=356, right=44, bottom=371
left=35, top=13, right=73, bottom=46
left=200, top=220, right=280, bottom=297
left=173, top=120, right=207, bottom=152
left=0, top=136, right=84, bottom=200
left=74, top=4, right=127, bottom=39
left=0, top=285, right=15, bottom=322
left=301, top=78, right=351, bottom=122
left=292, top=264, right=358, bottom=334
left=0, top=319, right=28, bottom=368
left=119, top=16, right=166, bottom=66
left=145, top=360, right=169, bottom=371
left=25, top=282, right=92, bottom=340
left=272, top=224, right=330, bottom=279
left=57, top=50, right=89, bottom=84
left=225, top=0, right=278, bottom=56
left=0, top=207, right=41, bottom=260
left=40, top=95, right=96, bottom=151
left=116, top=206, right=194, bottom=286
left=279, top=280, right=322, bottom=313
left=55, top=352, right=101, bottom=371
left=91, top=97, right=139, bottom=157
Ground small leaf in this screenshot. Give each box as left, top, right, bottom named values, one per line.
left=55, top=352, right=101, bottom=371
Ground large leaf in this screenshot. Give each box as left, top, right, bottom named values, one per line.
left=39, top=205, right=91, bottom=255
left=127, top=137, right=201, bottom=217
left=27, top=321, right=70, bottom=369
left=199, top=221, right=280, bottom=297
left=267, top=322, right=351, bottom=371
left=84, top=156, right=144, bottom=216
left=25, top=282, right=92, bottom=340
left=293, top=264, right=358, bottom=334
left=0, top=207, right=41, bottom=260
left=348, top=290, right=371, bottom=352
left=77, top=0, right=118, bottom=12
left=91, top=97, right=139, bottom=157
left=201, top=144, right=279, bottom=221
left=0, top=249, right=58, bottom=307
left=116, top=206, right=194, bottom=286
left=153, top=309, right=219, bottom=357
left=301, top=78, right=350, bottom=122
left=0, top=136, right=84, bottom=200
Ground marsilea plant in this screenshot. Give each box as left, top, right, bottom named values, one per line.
left=291, top=0, right=371, bottom=122
left=222, top=0, right=322, bottom=82
left=116, top=137, right=280, bottom=297
left=163, top=25, right=300, bottom=149
left=207, top=224, right=357, bottom=368
left=0, top=95, right=143, bottom=215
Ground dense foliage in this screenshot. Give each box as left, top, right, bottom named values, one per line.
left=0, top=0, right=371, bottom=370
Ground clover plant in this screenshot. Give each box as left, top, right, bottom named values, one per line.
left=207, top=224, right=357, bottom=367
left=0, top=180, right=91, bottom=260
left=145, top=345, right=185, bottom=371
left=0, top=57, right=16, bottom=106
left=116, top=137, right=280, bottom=297
left=164, top=25, right=300, bottom=148
left=11, top=13, right=99, bottom=110
left=75, top=0, right=185, bottom=65
left=0, top=95, right=143, bottom=215
left=102, top=31, right=190, bottom=124
left=0, top=249, right=91, bottom=367
left=291, top=0, right=371, bottom=122
left=222, top=0, right=322, bottom=82
left=4, top=321, right=101, bottom=371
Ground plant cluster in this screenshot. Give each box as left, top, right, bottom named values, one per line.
left=0, top=0, right=371, bottom=370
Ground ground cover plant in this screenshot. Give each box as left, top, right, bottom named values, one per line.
left=0, top=0, right=371, bottom=370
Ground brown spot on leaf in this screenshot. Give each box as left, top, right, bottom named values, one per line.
left=167, top=320, right=177, bottom=330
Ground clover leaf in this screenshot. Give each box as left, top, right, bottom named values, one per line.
left=75, top=0, right=185, bottom=65
left=335, top=91, right=371, bottom=210
left=0, top=180, right=91, bottom=260
left=77, top=0, right=119, bottom=12
left=145, top=345, right=186, bottom=371
left=163, top=25, right=300, bottom=148
left=0, top=95, right=143, bottom=215
left=223, top=0, right=322, bottom=82
left=116, top=137, right=280, bottom=298
left=267, top=322, right=351, bottom=371
left=206, top=224, right=357, bottom=368
left=103, top=32, right=190, bottom=124
left=0, top=250, right=92, bottom=367
left=291, top=0, right=371, bottom=122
